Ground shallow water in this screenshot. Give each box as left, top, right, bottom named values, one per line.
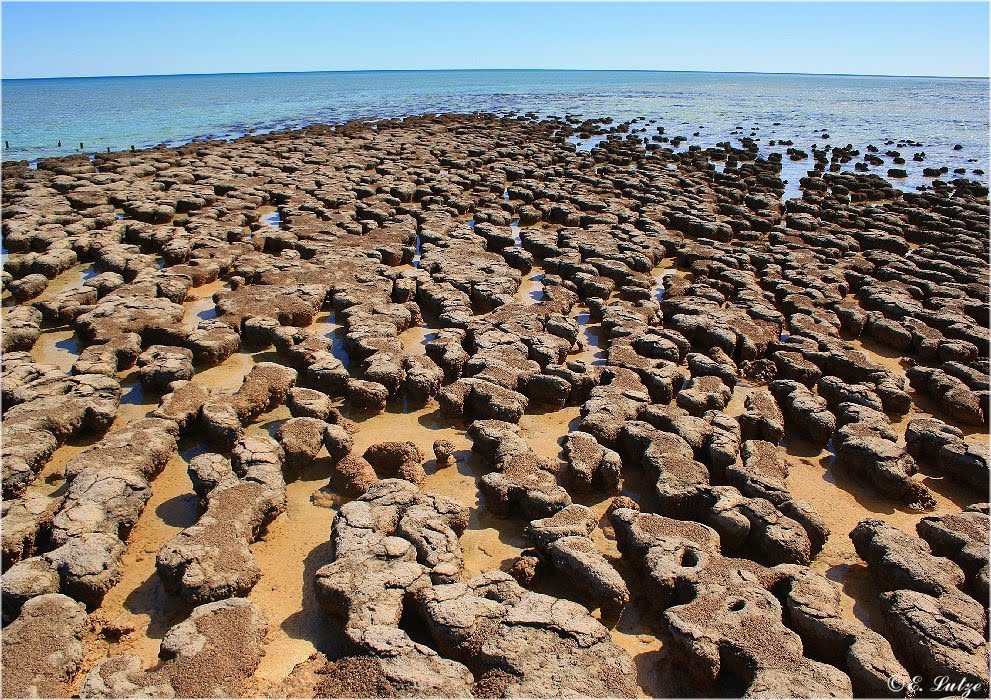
left=515, top=271, right=545, bottom=305
left=570, top=309, right=607, bottom=366
left=193, top=350, right=260, bottom=393
left=309, top=310, right=350, bottom=368
left=26, top=438, right=100, bottom=500
left=651, top=258, right=681, bottom=302
left=29, top=327, right=79, bottom=370
left=397, top=323, right=436, bottom=356
left=4, top=70, right=987, bottom=193
left=180, top=278, right=227, bottom=326
left=115, top=377, right=157, bottom=425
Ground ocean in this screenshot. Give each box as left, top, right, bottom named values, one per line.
left=2, top=69, right=988, bottom=191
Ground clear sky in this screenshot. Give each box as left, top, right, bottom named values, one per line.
left=2, top=2, right=988, bottom=79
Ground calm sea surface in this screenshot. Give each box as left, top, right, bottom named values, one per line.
left=2, top=69, right=988, bottom=190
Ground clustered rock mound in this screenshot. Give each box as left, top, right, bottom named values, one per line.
left=1, top=112, right=988, bottom=697
left=81, top=598, right=268, bottom=698
left=314, top=479, right=638, bottom=697
left=2, top=417, right=180, bottom=616
left=156, top=435, right=287, bottom=603
left=611, top=505, right=911, bottom=697
left=851, top=517, right=990, bottom=689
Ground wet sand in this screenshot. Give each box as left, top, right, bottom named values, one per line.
left=248, top=461, right=339, bottom=683
left=180, top=279, right=228, bottom=326
left=90, top=451, right=198, bottom=669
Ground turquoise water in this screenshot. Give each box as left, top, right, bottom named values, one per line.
left=2, top=69, right=987, bottom=187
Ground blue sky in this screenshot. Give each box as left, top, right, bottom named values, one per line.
left=2, top=2, right=988, bottom=79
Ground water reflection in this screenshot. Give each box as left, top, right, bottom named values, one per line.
left=30, top=328, right=80, bottom=370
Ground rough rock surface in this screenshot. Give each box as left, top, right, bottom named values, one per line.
left=1, top=493, right=61, bottom=569
left=851, top=518, right=989, bottom=687
left=276, top=416, right=328, bottom=470
left=364, top=441, right=427, bottom=485
left=81, top=598, right=267, bottom=698
left=2, top=360, right=121, bottom=497
left=414, top=571, right=638, bottom=697
left=136, top=344, right=195, bottom=392
left=917, top=505, right=990, bottom=601
left=468, top=419, right=572, bottom=519
left=2, top=418, right=179, bottom=614
left=906, top=417, right=989, bottom=489
left=2, top=593, right=90, bottom=698
left=834, top=411, right=936, bottom=511
left=313, top=479, right=476, bottom=696
left=157, top=437, right=287, bottom=603
left=562, top=430, right=622, bottom=494
left=524, top=504, right=630, bottom=622
left=2, top=111, right=989, bottom=699
left=612, top=507, right=910, bottom=697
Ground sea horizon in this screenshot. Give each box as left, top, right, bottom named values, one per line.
left=5, top=66, right=990, bottom=82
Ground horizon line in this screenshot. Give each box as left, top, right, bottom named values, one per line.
left=4, top=66, right=989, bottom=81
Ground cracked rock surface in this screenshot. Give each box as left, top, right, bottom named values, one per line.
left=2, top=111, right=987, bottom=698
